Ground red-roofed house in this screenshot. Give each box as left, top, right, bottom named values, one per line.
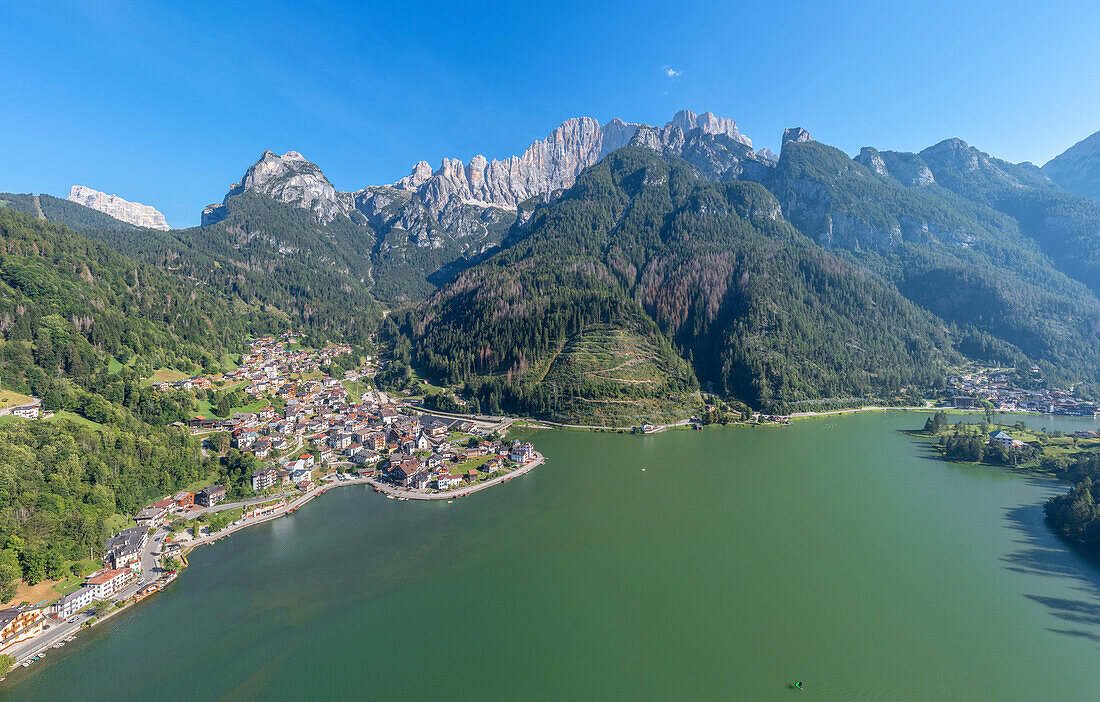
left=87, top=568, right=133, bottom=599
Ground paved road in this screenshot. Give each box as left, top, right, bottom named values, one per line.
left=4, top=608, right=92, bottom=667
left=182, top=492, right=298, bottom=519
left=398, top=403, right=511, bottom=429
left=401, top=402, right=695, bottom=433
left=6, top=526, right=165, bottom=665
left=526, top=418, right=692, bottom=431
left=786, top=404, right=933, bottom=418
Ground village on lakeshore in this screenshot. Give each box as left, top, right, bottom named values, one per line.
left=942, top=366, right=1098, bottom=416
left=2, top=350, right=1097, bottom=672
left=0, top=332, right=541, bottom=671
left=188, top=333, right=539, bottom=496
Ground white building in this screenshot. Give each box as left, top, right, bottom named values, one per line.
left=86, top=568, right=133, bottom=599
left=988, top=431, right=1026, bottom=450
left=11, top=401, right=41, bottom=419
left=288, top=459, right=312, bottom=483
left=53, top=585, right=94, bottom=617
left=510, top=441, right=535, bottom=464
left=252, top=466, right=277, bottom=492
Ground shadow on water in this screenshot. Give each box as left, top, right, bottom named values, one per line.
left=1003, top=494, right=1100, bottom=645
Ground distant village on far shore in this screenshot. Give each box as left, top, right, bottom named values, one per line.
left=944, top=366, right=1098, bottom=416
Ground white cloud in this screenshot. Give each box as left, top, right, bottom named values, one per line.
left=664, top=65, right=681, bottom=78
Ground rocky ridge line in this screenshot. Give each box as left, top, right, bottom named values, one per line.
left=68, top=185, right=169, bottom=230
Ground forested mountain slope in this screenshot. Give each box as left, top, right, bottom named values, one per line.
left=10, top=114, right=1100, bottom=416
left=193, top=113, right=771, bottom=305
left=393, top=148, right=958, bottom=416
left=745, top=135, right=1100, bottom=390
left=3, top=191, right=381, bottom=345
left=918, top=138, right=1100, bottom=296
left=0, top=208, right=274, bottom=598
left=0, top=192, right=148, bottom=232
left=0, top=207, right=260, bottom=388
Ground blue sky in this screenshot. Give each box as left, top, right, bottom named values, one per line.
left=3, top=0, right=1099, bottom=227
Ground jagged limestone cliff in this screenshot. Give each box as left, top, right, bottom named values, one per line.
left=67, top=185, right=169, bottom=230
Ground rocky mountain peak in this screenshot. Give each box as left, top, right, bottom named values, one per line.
left=202, top=110, right=759, bottom=228
left=205, top=150, right=347, bottom=224
left=395, top=161, right=434, bottom=190
left=919, top=138, right=985, bottom=170
left=855, top=147, right=889, bottom=176
left=756, top=148, right=779, bottom=164
left=388, top=115, right=642, bottom=212
left=670, top=110, right=752, bottom=147
left=920, top=138, right=1008, bottom=177
left=1043, top=130, right=1100, bottom=200
left=856, top=148, right=935, bottom=187
left=783, top=127, right=813, bottom=144
left=67, top=185, right=169, bottom=230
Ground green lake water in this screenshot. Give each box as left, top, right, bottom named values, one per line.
left=6, top=412, right=1100, bottom=701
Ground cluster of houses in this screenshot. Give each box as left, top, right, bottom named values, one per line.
left=988, top=428, right=1100, bottom=452
left=177, top=335, right=537, bottom=496
left=153, top=332, right=357, bottom=396
left=249, top=404, right=536, bottom=495
left=227, top=333, right=355, bottom=402
left=38, top=482, right=235, bottom=632
left=152, top=375, right=213, bottom=393
left=0, top=522, right=154, bottom=651
left=381, top=437, right=535, bottom=492
left=132, top=487, right=228, bottom=530
left=946, top=369, right=1098, bottom=416
left=188, top=338, right=369, bottom=465
left=45, top=522, right=154, bottom=622
left=0, top=332, right=545, bottom=658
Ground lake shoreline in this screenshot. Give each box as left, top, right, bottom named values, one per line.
left=13, top=412, right=1100, bottom=699
left=2, top=451, right=551, bottom=684
left=8, top=408, right=1094, bottom=688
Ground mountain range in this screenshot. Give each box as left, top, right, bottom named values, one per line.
left=195, top=110, right=773, bottom=302
left=6, top=112, right=1100, bottom=418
